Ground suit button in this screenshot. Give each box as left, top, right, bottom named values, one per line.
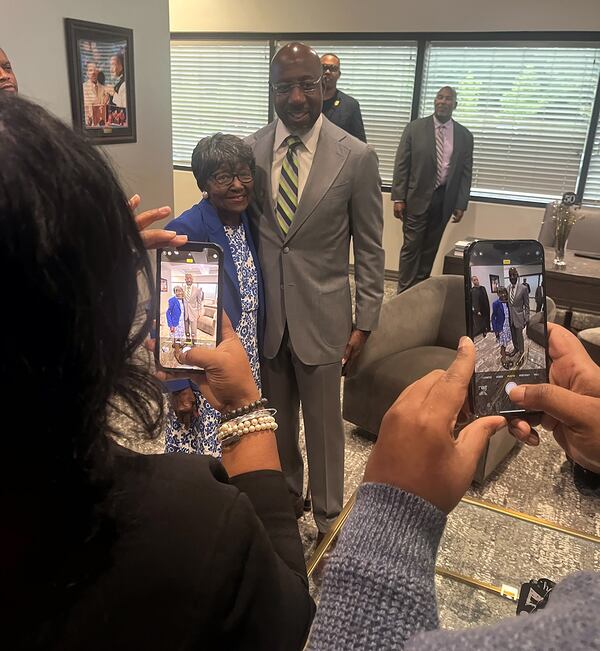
left=283, top=246, right=290, bottom=254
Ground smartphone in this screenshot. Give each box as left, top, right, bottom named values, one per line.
left=464, top=240, right=549, bottom=417
left=155, top=242, right=223, bottom=372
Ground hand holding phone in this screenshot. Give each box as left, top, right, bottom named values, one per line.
left=464, top=240, right=549, bottom=417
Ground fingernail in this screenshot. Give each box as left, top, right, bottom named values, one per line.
left=165, top=230, right=177, bottom=235
left=159, top=206, right=171, bottom=214
left=510, top=385, right=526, bottom=402
left=458, top=336, right=470, bottom=349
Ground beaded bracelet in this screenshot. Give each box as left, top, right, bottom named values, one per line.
left=217, top=409, right=278, bottom=448
left=220, top=397, right=268, bottom=423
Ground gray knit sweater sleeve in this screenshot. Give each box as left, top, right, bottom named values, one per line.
left=308, top=483, right=447, bottom=649
left=308, top=482, right=600, bottom=651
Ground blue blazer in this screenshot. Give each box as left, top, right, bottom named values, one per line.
left=166, top=199, right=265, bottom=341
left=491, top=299, right=506, bottom=334
left=166, top=296, right=183, bottom=328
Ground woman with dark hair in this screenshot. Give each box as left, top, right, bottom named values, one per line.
left=164, top=133, right=264, bottom=457
left=1, top=94, right=313, bottom=649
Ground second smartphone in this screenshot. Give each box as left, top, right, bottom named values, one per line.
left=464, top=239, right=549, bottom=417
left=155, top=242, right=223, bottom=372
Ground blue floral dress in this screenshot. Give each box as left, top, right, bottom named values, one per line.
left=499, top=303, right=512, bottom=347
left=164, top=224, right=261, bottom=457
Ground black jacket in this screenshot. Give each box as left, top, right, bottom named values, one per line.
left=322, top=90, right=367, bottom=142
left=55, top=445, right=315, bottom=650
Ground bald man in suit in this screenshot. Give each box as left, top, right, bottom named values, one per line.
left=246, top=42, right=384, bottom=540
left=392, top=86, right=473, bottom=293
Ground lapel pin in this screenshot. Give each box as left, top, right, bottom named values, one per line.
left=334, top=99, right=340, bottom=107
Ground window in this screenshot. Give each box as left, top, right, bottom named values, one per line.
left=299, top=41, right=418, bottom=185
left=170, top=41, right=270, bottom=167
left=584, top=118, right=600, bottom=205
left=420, top=43, right=600, bottom=203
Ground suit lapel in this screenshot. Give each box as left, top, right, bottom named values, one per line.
left=447, top=122, right=464, bottom=183
left=252, top=123, right=283, bottom=242
left=425, top=115, right=436, bottom=168
left=285, top=123, right=349, bottom=243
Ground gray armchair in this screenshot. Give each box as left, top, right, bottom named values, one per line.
left=343, top=274, right=555, bottom=482
left=344, top=274, right=466, bottom=435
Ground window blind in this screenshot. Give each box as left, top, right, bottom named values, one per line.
left=170, top=41, right=270, bottom=167
left=420, top=43, right=600, bottom=203
left=303, top=41, right=418, bottom=186
left=583, top=118, right=600, bottom=205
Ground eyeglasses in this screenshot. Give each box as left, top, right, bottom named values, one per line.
left=271, top=76, right=322, bottom=96
left=210, top=171, right=254, bottom=187
left=322, top=64, right=339, bottom=73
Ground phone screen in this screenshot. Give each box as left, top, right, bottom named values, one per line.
left=465, top=240, right=548, bottom=416
left=156, top=244, right=222, bottom=371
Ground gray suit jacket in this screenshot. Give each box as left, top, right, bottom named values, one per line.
left=508, top=283, right=530, bottom=329
left=246, top=118, right=384, bottom=366
left=391, top=115, right=474, bottom=219
left=184, top=286, right=203, bottom=323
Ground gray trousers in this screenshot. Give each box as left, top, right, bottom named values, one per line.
left=510, top=323, right=525, bottom=354
left=184, top=316, right=197, bottom=340
left=261, top=329, right=344, bottom=533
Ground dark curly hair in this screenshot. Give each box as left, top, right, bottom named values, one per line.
left=0, top=93, right=162, bottom=645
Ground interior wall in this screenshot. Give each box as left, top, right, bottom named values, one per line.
left=169, top=0, right=600, bottom=33
left=3, top=0, right=173, bottom=215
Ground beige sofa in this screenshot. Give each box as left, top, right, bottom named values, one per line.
left=197, top=303, right=217, bottom=337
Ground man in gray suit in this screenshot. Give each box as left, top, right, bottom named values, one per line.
left=507, top=266, right=530, bottom=359
left=183, top=272, right=203, bottom=345
left=392, top=86, right=473, bottom=293
left=246, top=42, right=384, bottom=538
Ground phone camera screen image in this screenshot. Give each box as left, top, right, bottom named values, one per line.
left=157, top=245, right=221, bottom=371
left=466, top=240, right=548, bottom=416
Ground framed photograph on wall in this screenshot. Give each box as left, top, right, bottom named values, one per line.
left=160, top=278, right=168, bottom=292
left=489, top=274, right=500, bottom=293
left=64, top=19, right=136, bottom=144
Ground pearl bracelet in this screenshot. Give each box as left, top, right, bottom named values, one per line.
left=217, top=409, right=278, bottom=448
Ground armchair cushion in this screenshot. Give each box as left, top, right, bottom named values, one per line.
left=343, top=345, right=457, bottom=435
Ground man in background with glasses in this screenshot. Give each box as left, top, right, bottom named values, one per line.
left=246, top=42, right=384, bottom=544
left=320, top=53, right=366, bottom=142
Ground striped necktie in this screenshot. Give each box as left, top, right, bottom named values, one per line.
left=435, top=124, right=445, bottom=188
left=276, top=135, right=302, bottom=234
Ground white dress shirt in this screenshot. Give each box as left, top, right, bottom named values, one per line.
left=112, top=77, right=127, bottom=108
left=271, top=114, right=323, bottom=206
left=433, top=116, right=454, bottom=187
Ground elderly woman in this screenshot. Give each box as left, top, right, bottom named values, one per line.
left=164, top=133, right=264, bottom=456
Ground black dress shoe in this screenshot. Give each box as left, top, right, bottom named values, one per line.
left=293, top=494, right=305, bottom=519
left=573, top=463, right=600, bottom=497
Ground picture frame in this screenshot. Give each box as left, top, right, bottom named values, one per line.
left=489, top=274, right=500, bottom=293
left=64, top=18, right=136, bottom=144
left=160, top=278, right=168, bottom=292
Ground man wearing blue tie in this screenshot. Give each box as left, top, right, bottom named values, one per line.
left=392, top=86, right=474, bottom=293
